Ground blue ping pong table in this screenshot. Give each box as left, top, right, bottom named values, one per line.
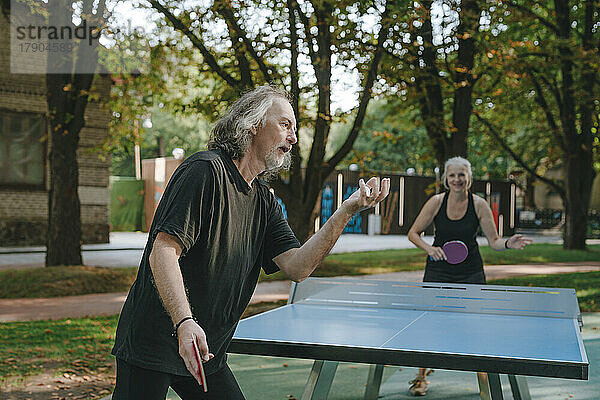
left=230, top=277, right=588, bottom=400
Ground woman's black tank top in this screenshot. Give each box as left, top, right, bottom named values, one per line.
left=423, top=191, right=485, bottom=284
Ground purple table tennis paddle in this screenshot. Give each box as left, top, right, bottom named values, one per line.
left=442, top=240, right=468, bottom=264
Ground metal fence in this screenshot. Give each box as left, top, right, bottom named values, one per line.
left=315, top=171, right=515, bottom=236
left=518, top=208, right=600, bottom=238
left=517, top=209, right=564, bottom=230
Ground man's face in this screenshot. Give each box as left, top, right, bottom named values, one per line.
left=253, top=98, right=297, bottom=171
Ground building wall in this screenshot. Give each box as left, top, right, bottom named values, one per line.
left=0, top=10, right=111, bottom=246
left=532, top=167, right=564, bottom=210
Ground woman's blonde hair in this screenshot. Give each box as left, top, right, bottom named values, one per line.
left=441, top=156, right=472, bottom=190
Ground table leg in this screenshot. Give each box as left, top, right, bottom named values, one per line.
left=508, top=375, right=531, bottom=400
left=301, top=360, right=339, bottom=400
left=363, top=364, right=384, bottom=400
left=477, top=372, right=504, bottom=400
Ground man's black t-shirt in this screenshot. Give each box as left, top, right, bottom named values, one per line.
left=111, top=149, right=301, bottom=376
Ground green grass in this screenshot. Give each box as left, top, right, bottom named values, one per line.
left=0, top=315, right=118, bottom=381
left=479, top=243, right=600, bottom=264
left=0, top=266, right=138, bottom=298
left=0, top=301, right=285, bottom=381
left=489, top=271, right=600, bottom=312
left=2, top=244, right=600, bottom=298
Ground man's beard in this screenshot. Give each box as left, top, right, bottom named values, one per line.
left=261, top=149, right=292, bottom=181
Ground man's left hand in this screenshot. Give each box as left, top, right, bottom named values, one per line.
left=344, top=177, right=391, bottom=214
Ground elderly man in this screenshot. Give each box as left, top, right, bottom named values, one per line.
left=111, top=85, right=390, bottom=399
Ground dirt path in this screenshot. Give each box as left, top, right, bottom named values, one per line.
left=2, top=366, right=115, bottom=400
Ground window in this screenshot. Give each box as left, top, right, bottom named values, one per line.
left=0, top=110, right=46, bottom=186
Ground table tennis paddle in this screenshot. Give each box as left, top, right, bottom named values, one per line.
left=442, top=240, right=468, bottom=264
left=192, top=339, right=208, bottom=392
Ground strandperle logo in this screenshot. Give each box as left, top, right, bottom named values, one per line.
left=15, top=20, right=101, bottom=46
left=10, top=0, right=149, bottom=74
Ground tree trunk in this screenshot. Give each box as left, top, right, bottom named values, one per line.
left=46, top=76, right=84, bottom=266
left=45, top=0, right=101, bottom=266
left=563, top=153, right=594, bottom=249
left=412, top=0, right=480, bottom=166
left=285, top=0, right=304, bottom=212
left=451, top=0, right=480, bottom=158
left=282, top=193, right=322, bottom=244
left=413, top=0, right=446, bottom=168
left=524, top=173, right=536, bottom=209
left=303, top=0, right=332, bottom=216
left=281, top=0, right=391, bottom=242
left=554, top=0, right=594, bottom=249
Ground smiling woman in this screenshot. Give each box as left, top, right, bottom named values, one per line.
left=406, top=156, right=533, bottom=396
left=408, top=156, right=532, bottom=284
left=442, top=157, right=472, bottom=193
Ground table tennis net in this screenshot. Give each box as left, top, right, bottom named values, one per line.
left=289, top=278, right=581, bottom=322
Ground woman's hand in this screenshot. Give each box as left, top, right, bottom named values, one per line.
left=506, top=234, right=533, bottom=250
left=427, top=246, right=447, bottom=261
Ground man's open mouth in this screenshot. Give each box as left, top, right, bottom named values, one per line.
left=279, top=146, right=291, bottom=153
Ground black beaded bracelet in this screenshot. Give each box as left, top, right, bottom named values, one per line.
left=173, top=316, right=195, bottom=337
left=504, top=239, right=510, bottom=249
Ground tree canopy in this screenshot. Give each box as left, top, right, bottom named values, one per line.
left=109, top=0, right=599, bottom=248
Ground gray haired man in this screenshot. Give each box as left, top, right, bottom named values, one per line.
left=111, top=85, right=390, bottom=399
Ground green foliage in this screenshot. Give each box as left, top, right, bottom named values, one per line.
left=327, top=98, right=518, bottom=179
left=110, top=104, right=211, bottom=176
left=476, top=0, right=599, bottom=172
left=328, top=99, right=436, bottom=174
left=102, top=45, right=170, bottom=155
left=146, top=0, right=397, bottom=146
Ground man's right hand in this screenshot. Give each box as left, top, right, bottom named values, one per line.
left=177, top=319, right=214, bottom=385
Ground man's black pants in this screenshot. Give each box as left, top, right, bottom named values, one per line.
left=112, top=358, right=246, bottom=400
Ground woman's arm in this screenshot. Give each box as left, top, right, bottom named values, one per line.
left=475, top=196, right=532, bottom=250
left=408, top=195, right=446, bottom=261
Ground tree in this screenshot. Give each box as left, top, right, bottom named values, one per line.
left=148, top=0, right=396, bottom=242
left=329, top=99, right=437, bottom=174
left=329, top=96, right=522, bottom=180
left=15, top=0, right=150, bottom=265
left=475, top=0, right=600, bottom=249
left=44, top=0, right=107, bottom=265
left=109, top=104, right=211, bottom=176
left=381, top=0, right=483, bottom=168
